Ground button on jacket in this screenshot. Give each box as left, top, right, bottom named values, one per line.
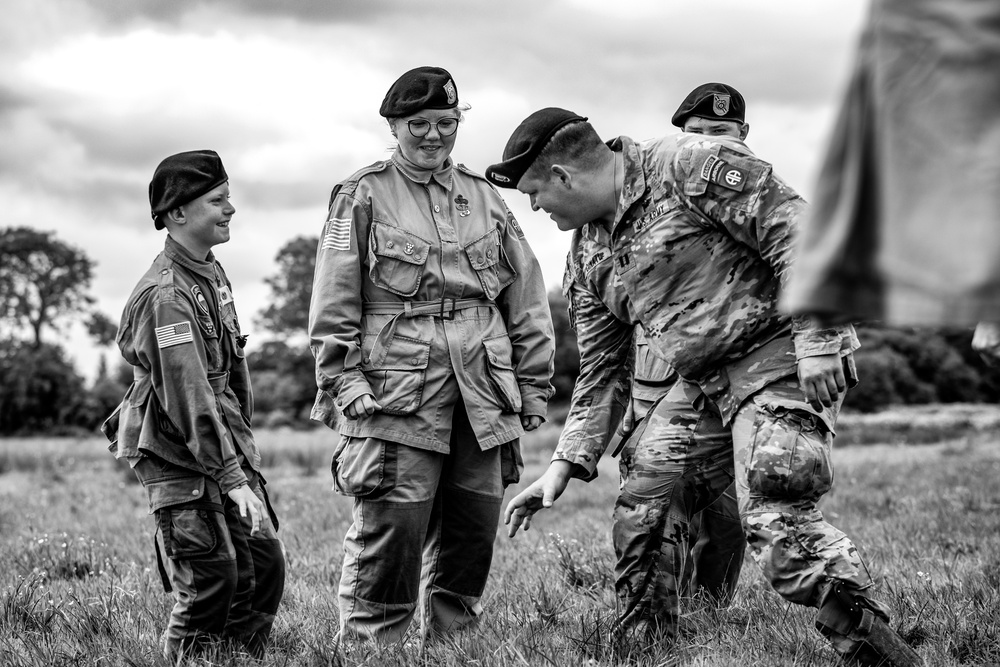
left=309, top=150, right=554, bottom=452
left=556, top=134, right=859, bottom=478
left=111, top=236, right=259, bottom=508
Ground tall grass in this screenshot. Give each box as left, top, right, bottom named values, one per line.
left=2, top=406, right=1000, bottom=665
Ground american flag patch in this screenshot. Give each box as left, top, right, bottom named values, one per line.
left=322, top=217, right=351, bottom=251
left=155, top=321, right=194, bottom=348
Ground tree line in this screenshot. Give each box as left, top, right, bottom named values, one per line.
left=1, top=227, right=998, bottom=436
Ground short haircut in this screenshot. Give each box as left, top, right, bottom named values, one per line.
left=523, top=120, right=605, bottom=182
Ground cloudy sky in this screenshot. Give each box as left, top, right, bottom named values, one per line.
left=2, top=0, right=870, bottom=380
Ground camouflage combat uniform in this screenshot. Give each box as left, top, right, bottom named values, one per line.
left=562, top=223, right=745, bottom=611
left=107, top=235, right=285, bottom=659
left=555, top=133, right=889, bottom=642
left=309, top=150, right=554, bottom=642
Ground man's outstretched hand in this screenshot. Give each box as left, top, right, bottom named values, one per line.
left=503, top=460, right=573, bottom=538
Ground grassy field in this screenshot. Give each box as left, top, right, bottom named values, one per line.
left=2, top=405, right=1000, bottom=666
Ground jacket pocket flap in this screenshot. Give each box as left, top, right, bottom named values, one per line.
left=375, top=335, right=431, bottom=371
left=483, top=334, right=515, bottom=370
left=372, top=223, right=431, bottom=265
left=464, top=229, right=502, bottom=269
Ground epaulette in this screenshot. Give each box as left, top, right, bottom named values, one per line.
left=454, top=162, right=490, bottom=183
left=328, top=160, right=392, bottom=207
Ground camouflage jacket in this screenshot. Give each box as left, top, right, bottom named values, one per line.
left=554, top=134, right=858, bottom=479
left=308, top=150, right=555, bottom=452
left=557, top=223, right=677, bottom=479
left=110, top=236, right=259, bottom=509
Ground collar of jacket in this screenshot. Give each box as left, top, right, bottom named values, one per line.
left=390, top=148, right=454, bottom=190
left=164, top=235, right=218, bottom=281
left=607, top=136, right=646, bottom=235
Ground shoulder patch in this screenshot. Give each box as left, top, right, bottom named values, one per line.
left=700, top=154, right=747, bottom=192
left=155, top=321, right=194, bottom=348
left=322, top=215, right=352, bottom=251
left=507, top=211, right=525, bottom=239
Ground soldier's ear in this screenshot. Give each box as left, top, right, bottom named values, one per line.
left=551, top=164, right=573, bottom=188
left=739, top=122, right=750, bottom=141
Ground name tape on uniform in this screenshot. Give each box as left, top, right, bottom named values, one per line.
left=323, top=217, right=352, bottom=251
left=155, top=321, right=194, bottom=348
left=700, top=155, right=747, bottom=192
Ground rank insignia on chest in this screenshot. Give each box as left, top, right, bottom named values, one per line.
left=218, top=285, right=234, bottom=306
left=455, top=194, right=471, bottom=217
left=700, top=155, right=747, bottom=192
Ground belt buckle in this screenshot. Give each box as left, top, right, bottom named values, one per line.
left=440, top=297, right=457, bottom=319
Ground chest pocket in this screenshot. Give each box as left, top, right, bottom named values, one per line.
left=463, top=228, right=516, bottom=300
left=219, top=301, right=245, bottom=360
left=369, top=222, right=432, bottom=297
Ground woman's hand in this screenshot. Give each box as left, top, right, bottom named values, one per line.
left=521, top=414, right=543, bottom=431
left=344, top=394, right=381, bottom=419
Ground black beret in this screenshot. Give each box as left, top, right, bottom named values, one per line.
left=379, top=66, right=459, bottom=118
left=671, top=82, right=746, bottom=128
left=149, top=150, right=228, bottom=229
left=485, top=107, right=588, bottom=189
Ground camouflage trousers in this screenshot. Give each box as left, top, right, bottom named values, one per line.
left=613, top=375, right=883, bottom=643
left=628, top=392, right=744, bottom=604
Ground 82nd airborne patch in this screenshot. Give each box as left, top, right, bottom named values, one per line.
left=700, top=155, right=747, bottom=192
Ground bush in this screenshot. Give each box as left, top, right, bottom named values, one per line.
left=0, top=343, right=87, bottom=434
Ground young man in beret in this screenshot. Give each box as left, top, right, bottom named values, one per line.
left=672, top=82, right=750, bottom=140
left=104, top=150, right=285, bottom=662
left=487, top=110, right=921, bottom=665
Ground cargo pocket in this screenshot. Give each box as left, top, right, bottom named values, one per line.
left=483, top=334, right=522, bottom=413
left=368, top=222, right=432, bottom=297
left=110, top=376, right=152, bottom=458
left=746, top=399, right=833, bottom=501
left=463, top=229, right=516, bottom=299
left=332, top=436, right=397, bottom=498
left=363, top=335, right=431, bottom=415
left=159, top=507, right=222, bottom=559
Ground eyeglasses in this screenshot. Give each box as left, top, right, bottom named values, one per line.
left=406, top=117, right=459, bottom=138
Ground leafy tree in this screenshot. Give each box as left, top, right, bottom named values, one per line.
left=247, top=340, right=316, bottom=421
left=0, top=342, right=86, bottom=434
left=0, top=227, right=96, bottom=347
left=257, top=235, right=317, bottom=339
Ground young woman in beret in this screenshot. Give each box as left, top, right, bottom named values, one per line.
left=308, top=66, right=554, bottom=648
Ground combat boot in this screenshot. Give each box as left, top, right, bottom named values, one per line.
left=815, top=583, right=923, bottom=667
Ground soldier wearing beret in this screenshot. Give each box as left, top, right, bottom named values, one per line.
left=671, top=81, right=749, bottom=140
left=307, top=66, right=554, bottom=647
left=488, top=110, right=921, bottom=665
left=563, top=84, right=759, bottom=611
left=104, top=150, right=285, bottom=662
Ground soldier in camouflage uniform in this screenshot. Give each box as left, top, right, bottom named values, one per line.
left=488, top=108, right=921, bottom=666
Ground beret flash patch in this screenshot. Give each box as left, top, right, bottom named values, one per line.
left=712, top=93, right=731, bottom=116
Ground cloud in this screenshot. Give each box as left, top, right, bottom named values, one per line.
left=0, top=0, right=871, bottom=380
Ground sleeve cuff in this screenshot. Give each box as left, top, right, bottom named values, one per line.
left=519, top=385, right=549, bottom=420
